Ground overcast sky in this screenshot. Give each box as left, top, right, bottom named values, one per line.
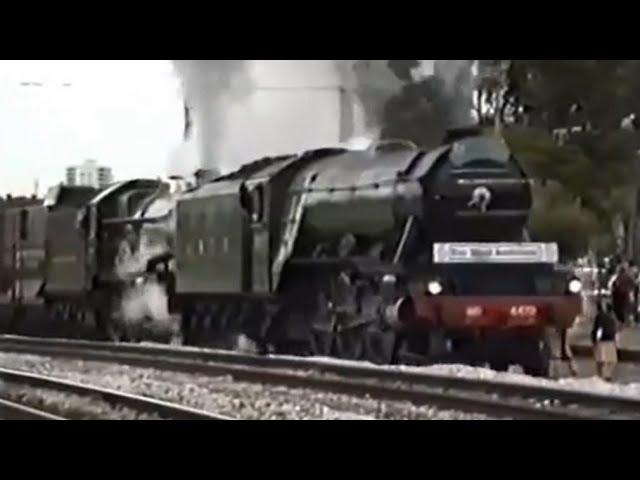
left=0, top=60, right=184, bottom=196
left=0, top=60, right=438, bottom=197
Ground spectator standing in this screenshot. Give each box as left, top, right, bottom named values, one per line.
left=609, top=262, right=635, bottom=325
left=630, top=261, right=640, bottom=325
left=591, top=301, right=618, bottom=381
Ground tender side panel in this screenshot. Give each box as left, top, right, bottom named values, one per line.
left=44, top=208, right=88, bottom=296
left=15, top=206, right=47, bottom=304
left=0, top=205, right=47, bottom=305
left=0, top=208, right=8, bottom=295
left=175, top=184, right=247, bottom=294
left=0, top=209, right=17, bottom=297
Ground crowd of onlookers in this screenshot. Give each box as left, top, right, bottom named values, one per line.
left=559, top=256, right=640, bottom=381
left=586, top=256, right=639, bottom=380
left=599, top=257, right=639, bottom=325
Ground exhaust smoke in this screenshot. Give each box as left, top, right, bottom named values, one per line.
left=433, top=60, right=475, bottom=127
left=333, top=60, right=403, bottom=136
left=172, top=60, right=254, bottom=175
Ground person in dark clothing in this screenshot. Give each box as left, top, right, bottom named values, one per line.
left=630, top=262, right=640, bottom=324
left=591, top=301, right=618, bottom=381
left=610, top=263, right=635, bottom=325
left=558, top=327, right=578, bottom=376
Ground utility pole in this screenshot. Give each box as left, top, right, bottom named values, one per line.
left=183, top=102, right=192, bottom=141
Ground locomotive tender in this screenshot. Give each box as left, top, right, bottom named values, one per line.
left=0, top=127, right=582, bottom=376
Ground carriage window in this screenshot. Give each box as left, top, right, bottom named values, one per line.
left=19, top=209, right=28, bottom=241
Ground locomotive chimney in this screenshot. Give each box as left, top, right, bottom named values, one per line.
left=194, top=168, right=218, bottom=187
left=443, top=126, right=485, bottom=144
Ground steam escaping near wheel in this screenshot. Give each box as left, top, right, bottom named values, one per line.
left=119, top=280, right=177, bottom=335
left=114, top=233, right=176, bottom=337
left=235, top=334, right=262, bottom=354
left=112, top=179, right=188, bottom=340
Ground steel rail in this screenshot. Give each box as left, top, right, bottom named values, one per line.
left=1, top=335, right=637, bottom=419
left=0, top=366, right=232, bottom=420
left=0, top=398, right=66, bottom=420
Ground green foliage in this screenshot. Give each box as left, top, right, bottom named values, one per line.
left=381, top=60, right=640, bottom=258
left=528, top=201, right=600, bottom=260
left=526, top=181, right=603, bottom=258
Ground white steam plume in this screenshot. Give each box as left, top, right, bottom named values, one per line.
left=434, top=60, right=475, bottom=126
left=167, top=135, right=199, bottom=179
left=333, top=60, right=403, bottom=136
left=337, top=131, right=379, bottom=151
left=168, top=61, right=408, bottom=178
left=172, top=60, right=254, bottom=175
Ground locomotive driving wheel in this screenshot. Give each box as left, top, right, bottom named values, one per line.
left=309, top=327, right=334, bottom=357
left=362, top=326, right=399, bottom=365
left=306, top=290, right=335, bottom=357
left=521, top=338, right=551, bottom=377
left=334, top=325, right=366, bottom=360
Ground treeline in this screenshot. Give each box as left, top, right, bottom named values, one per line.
left=381, top=60, right=640, bottom=260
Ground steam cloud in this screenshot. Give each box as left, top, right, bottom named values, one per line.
left=333, top=60, right=403, bottom=135
left=433, top=60, right=475, bottom=126
left=172, top=60, right=254, bottom=175
left=170, top=61, right=474, bottom=178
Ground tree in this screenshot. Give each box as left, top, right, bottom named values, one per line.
left=380, top=60, right=640, bottom=259
left=381, top=61, right=471, bottom=149
left=504, top=60, right=640, bottom=257
left=380, top=75, right=451, bottom=149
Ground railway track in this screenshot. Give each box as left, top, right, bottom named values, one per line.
left=0, top=398, right=65, bottom=420
left=571, top=343, right=640, bottom=362
left=0, top=335, right=639, bottom=420
left=0, top=366, right=232, bottom=420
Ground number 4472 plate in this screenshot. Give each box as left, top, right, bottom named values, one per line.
left=509, top=305, right=537, bottom=317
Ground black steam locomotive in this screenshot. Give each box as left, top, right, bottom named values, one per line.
left=0, top=128, right=582, bottom=376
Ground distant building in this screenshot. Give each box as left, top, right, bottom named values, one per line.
left=65, top=159, right=113, bottom=189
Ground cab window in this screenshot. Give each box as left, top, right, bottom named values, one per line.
left=251, top=185, right=264, bottom=223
